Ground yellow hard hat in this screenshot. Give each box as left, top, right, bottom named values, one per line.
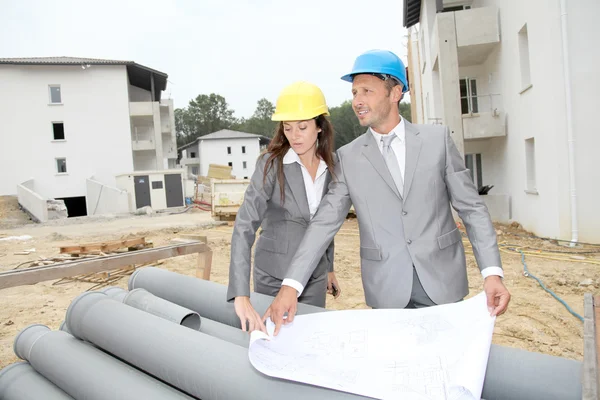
left=271, top=81, right=330, bottom=121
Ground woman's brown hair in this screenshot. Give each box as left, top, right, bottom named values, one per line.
left=262, top=114, right=335, bottom=203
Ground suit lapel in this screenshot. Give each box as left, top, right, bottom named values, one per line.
left=284, top=163, right=311, bottom=222
left=403, top=120, right=422, bottom=199
left=360, top=131, right=402, bottom=200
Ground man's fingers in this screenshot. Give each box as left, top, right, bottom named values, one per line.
left=262, top=308, right=271, bottom=323
left=494, top=293, right=511, bottom=316
left=274, top=317, right=283, bottom=336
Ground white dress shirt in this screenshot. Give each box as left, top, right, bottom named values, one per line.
left=280, top=148, right=329, bottom=296
left=283, top=118, right=502, bottom=297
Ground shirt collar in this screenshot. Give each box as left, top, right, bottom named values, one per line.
left=282, top=148, right=328, bottom=176
left=370, top=117, right=406, bottom=143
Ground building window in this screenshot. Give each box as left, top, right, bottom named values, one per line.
left=242, top=146, right=246, bottom=154
left=244, top=176, right=248, bottom=179
left=518, top=24, right=532, bottom=90
left=227, top=146, right=232, bottom=155
left=56, top=158, right=67, bottom=174
left=191, top=166, right=199, bottom=175
left=442, top=4, right=471, bottom=13
left=49, top=85, right=62, bottom=104
left=460, top=78, right=478, bottom=114
left=243, top=161, right=247, bottom=169
left=228, top=162, right=233, bottom=167
left=152, top=181, right=163, bottom=189
left=190, top=151, right=196, bottom=158
left=525, top=138, right=537, bottom=192
left=52, top=122, right=65, bottom=140
left=465, top=153, right=483, bottom=189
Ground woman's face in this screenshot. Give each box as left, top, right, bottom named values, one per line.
left=283, top=119, right=321, bottom=156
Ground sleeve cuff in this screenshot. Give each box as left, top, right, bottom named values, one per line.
left=481, top=266, right=504, bottom=279
left=282, top=279, right=304, bottom=297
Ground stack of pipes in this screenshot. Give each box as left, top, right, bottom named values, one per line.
left=0, top=267, right=584, bottom=400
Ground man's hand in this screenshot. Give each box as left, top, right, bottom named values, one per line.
left=327, top=272, right=341, bottom=298
left=234, top=296, right=267, bottom=334
left=262, top=286, right=298, bottom=336
left=483, top=276, right=511, bottom=316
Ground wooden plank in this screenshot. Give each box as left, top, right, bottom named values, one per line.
left=583, top=293, right=599, bottom=400
left=196, top=250, right=213, bottom=281
left=59, top=237, right=146, bottom=254
left=207, top=164, right=233, bottom=179
left=0, top=242, right=210, bottom=290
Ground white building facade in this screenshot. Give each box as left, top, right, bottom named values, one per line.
left=0, top=57, right=178, bottom=218
left=179, top=130, right=269, bottom=180
left=404, top=0, right=600, bottom=243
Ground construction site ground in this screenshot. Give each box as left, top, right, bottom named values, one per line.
left=1, top=195, right=598, bottom=369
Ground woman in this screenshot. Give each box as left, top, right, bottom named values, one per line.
left=227, top=81, right=341, bottom=334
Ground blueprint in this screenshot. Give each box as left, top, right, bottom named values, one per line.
left=249, top=292, right=495, bottom=400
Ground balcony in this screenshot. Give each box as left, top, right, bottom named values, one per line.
left=432, top=6, right=500, bottom=67
left=131, top=126, right=155, bottom=151
left=461, top=94, right=506, bottom=140
left=129, top=102, right=154, bottom=116
left=132, top=140, right=155, bottom=151
left=455, top=7, right=500, bottom=66
left=162, top=123, right=173, bottom=134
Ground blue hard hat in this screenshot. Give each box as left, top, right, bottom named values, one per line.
left=341, top=49, right=409, bottom=93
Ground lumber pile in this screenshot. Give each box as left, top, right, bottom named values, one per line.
left=11, top=237, right=155, bottom=291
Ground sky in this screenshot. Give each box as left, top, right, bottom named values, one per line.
left=1, top=0, right=409, bottom=119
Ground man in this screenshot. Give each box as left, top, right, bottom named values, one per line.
left=263, top=49, right=510, bottom=335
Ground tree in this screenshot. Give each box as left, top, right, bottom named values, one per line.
left=234, top=98, right=277, bottom=137
left=399, top=102, right=412, bottom=122
left=328, top=101, right=364, bottom=149
left=174, top=93, right=237, bottom=147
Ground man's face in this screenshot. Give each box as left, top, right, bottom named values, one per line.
left=351, top=74, right=396, bottom=129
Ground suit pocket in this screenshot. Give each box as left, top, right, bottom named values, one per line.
left=360, top=246, right=382, bottom=261
left=437, top=228, right=462, bottom=249
left=256, top=235, right=288, bottom=254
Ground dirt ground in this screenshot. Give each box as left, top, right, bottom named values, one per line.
left=1, top=195, right=599, bottom=369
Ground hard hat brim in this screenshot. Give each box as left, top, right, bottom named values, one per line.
left=340, top=71, right=409, bottom=93
left=271, top=110, right=330, bottom=122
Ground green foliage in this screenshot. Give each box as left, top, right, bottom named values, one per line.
left=175, top=92, right=412, bottom=150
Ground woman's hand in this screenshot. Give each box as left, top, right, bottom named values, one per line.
left=234, top=296, right=268, bottom=334
left=327, top=272, right=341, bottom=299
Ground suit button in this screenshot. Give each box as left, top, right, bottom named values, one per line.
left=402, top=211, right=407, bottom=216
left=406, top=239, right=412, bottom=244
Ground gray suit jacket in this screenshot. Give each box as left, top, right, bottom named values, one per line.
left=285, top=120, right=501, bottom=308
left=227, top=153, right=335, bottom=302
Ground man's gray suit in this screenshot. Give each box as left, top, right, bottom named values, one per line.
left=227, top=153, right=334, bottom=307
left=285, top=120, right=501, bottom=309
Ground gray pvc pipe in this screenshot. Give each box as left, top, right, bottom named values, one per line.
left=100, top=286, right=127, bottom=302
left=100, top=284, right=246, bottom=345
left=65, top=291, right=373, bottom=400
left=129, top=267, right=326, bottom=328
left=0, top=361, right=73, bottom=400
left=482, top=344, right=582, bottom=400
left=199, top=317, right=249, bottom=347
left=98, top=286, right=200, bottom=330
left=13, top=324, right=193, bottom=400
left=123, top=288, right=201, bottom=330
left=59, top=320, right=69, bottom=334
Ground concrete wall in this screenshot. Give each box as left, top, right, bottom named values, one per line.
left=128, top=85, right=152, bottom=102
left=411, top=0, right=600, bottom=242
left=0, top=65, right=134, bottom=198
left=85, top=178, right=130, bottom=216
left=16, top=179, right=48, bottom=222
left=133, top=151, right=160, bottom=171
left=199, top=138, right=261, bottom=179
